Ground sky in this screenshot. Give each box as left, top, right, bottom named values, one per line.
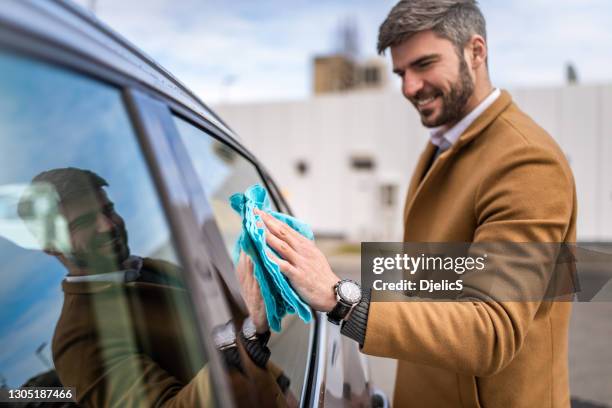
left=74, top=0, right=612, bottom=104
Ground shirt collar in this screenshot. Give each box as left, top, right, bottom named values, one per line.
left=64, top=256, right=143, bottom=283
left=430, top=88, right=501, bottom=149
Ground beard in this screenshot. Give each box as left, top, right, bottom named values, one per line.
left=69, top=227, right=130, bottom=273
left=413, top=56, right=475, bottom=128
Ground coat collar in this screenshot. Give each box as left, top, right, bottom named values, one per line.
left=429, top=88, right=501, bottom=149
left=452, top=89, right=513, bottom=151
left=403, top=90, right=514, bottom=231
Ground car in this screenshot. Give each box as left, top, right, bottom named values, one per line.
left=0, top=1, right=388, bottom=407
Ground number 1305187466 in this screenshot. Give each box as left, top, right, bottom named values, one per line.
left=0, top=387, right=76, bottom=402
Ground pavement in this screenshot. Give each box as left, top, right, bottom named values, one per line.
left=320, top=240, right=612, bottom=407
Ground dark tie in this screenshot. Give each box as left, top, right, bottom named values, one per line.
left=424, top=144, right=446, bottom=179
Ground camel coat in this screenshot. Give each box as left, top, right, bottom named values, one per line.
left=52, top=258, right=287, bottom=407
left=362, top=90, right=576, bottom=407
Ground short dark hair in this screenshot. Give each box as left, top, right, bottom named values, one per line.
left=17, top=168, right=108, bottom=219
left=377, top=0, right=487, bottom=55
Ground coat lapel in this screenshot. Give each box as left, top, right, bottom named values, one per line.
left=403, top=141, right=437, bottom=223
left=403, top=90, right=514, bottom=234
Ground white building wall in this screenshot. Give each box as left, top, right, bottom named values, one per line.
left=601, top=87, right=612, bottom=240
left=216, top=85, right=612, bottom=242
left=513, top=85, right=610, bottom=241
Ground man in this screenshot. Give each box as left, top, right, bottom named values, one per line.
left=255, top=1, right=577, bottom=407
left=18, top=168, right=290, bottom=407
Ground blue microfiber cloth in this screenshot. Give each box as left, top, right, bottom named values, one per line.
left=230, top=184, right=313, bottom=332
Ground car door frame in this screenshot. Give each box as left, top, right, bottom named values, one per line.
left=158, top=101, right=323, bottom=408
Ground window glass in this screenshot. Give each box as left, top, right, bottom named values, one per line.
left=0, top=52, right=212, bottom=406
left=173, top=116, right=312, bottom=401
left=174, top=121, right=262, bottom=255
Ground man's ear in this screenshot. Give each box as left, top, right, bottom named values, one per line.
left=468, top=34, right=487, bottom=69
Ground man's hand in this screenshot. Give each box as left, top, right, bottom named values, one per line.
left=254, top=208, right=339, bottom=312
left=236, top=251, right=269, bottom=333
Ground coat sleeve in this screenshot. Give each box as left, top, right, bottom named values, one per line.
left=52, top=288, right=287, bottom=407
left=361, top=142, right=575, bottom=376
left=74, top=345, right=287, bottom=408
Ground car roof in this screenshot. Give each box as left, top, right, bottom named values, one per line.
left=0, top=0, right=235, bottom=137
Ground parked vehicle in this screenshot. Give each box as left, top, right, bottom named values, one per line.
left=0, top=1, right=387, bottom=406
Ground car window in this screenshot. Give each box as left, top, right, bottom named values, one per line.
left=172, top=116, right=313, bottom=401
left=0, top=52, right=213, bottom=406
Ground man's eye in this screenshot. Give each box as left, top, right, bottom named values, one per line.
left=70, top=215, right=96, bottom=231
left=418, top=61, right=432, bottom=69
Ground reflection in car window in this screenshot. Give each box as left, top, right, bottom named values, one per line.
left=0, top=52, right=211, bottom=406
left=173, top=116, right=313, bottom=401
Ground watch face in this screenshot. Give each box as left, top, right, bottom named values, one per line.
left=242, top=318, right=257, bottom=339
left=338, top=280, right=361, bottom=304
left=213, top=322, right=236, bottom=348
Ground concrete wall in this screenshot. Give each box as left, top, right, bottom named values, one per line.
left=215, top=85, right=612, bottom=242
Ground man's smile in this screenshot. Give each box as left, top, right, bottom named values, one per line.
left=413, top=91, right=442, bottom=112
left=416, top=95, right=438, bottom=110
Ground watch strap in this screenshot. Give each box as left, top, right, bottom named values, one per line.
left=256, top=330, right=271, bottom=346
left=340, top=289, right=371, bottom=347
left=327, top=300, right=352, bottom=325
left=241, top=335, right=271, bottom=368
left=221, top=346, right=243, bottom=373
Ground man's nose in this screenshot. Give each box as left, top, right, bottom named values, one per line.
left=402, top=75, right=423, bottom=99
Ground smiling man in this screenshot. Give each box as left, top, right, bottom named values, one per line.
left=255, top=0, right=577, bottom=407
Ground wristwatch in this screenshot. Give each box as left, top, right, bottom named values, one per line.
left=241, top=317, right=271, bottom=345
left=240, top=317, right=271, bottom=368
left=212, top=321, right=242, bottom=371
left=327, top=279, right=362, bottom=325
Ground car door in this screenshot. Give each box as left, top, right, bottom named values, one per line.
left=0, top=48, right=241, bottom=406
left=156, top=86, right=388, bottom=407
left=127, top=89, right=296, bottom=407
left=157, top=105, right=321, bottom=407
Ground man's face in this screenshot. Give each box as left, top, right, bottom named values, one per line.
left=391, top=30, right=475, bottom=128
left=60, top=189, right=130, bottom=272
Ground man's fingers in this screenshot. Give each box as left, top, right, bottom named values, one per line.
left=265, top=229, right=299, bottom=264
left=255, top=209, right=303, bottom=250
left=244, top=253, right=253, bottom=270
left=236, top=252, right=249, bottom=284
left=266, top=250, right=296, bottom=278
left=237, top=252, right=245, bottom=272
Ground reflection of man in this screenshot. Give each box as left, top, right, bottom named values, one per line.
left=23, top=169, right=131, bottom=277
left=18, top=168, right=289, bottom=407
left=255, top=1, right=577, bottom=407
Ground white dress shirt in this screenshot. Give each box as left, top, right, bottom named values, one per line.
left=64, top=256, right=143, bottom=283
